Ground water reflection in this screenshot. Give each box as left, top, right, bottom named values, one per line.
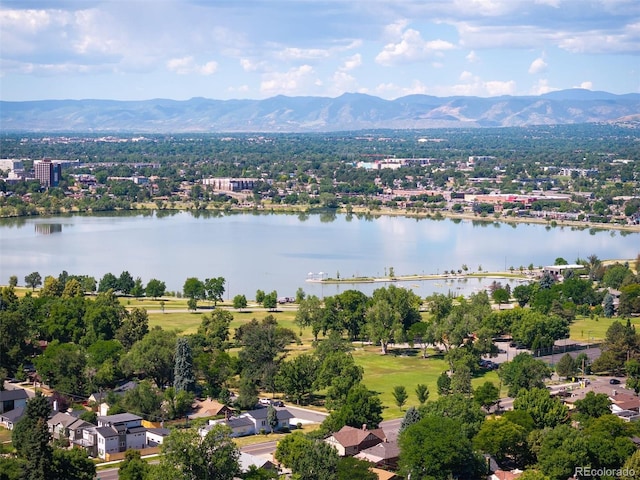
left=34, top=224, right=62, bottom=235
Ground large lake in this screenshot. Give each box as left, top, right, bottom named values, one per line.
left=1, top=211, right=638, bottom=299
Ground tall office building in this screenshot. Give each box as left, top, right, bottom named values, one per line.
left=34, top=159, right=62, bottom=187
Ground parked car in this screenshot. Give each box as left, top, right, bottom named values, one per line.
left=258, top=398, right=272, bottom=406
left=610, top=378, right=621, bottom=385
left=272, top=400, right=284, bottom=407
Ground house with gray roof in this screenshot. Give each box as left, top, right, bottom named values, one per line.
left=0, top=388, right=28, bottom=414
left=0, top=406, right=25, bottom=430
left=198, top=408, right=294, bottom=438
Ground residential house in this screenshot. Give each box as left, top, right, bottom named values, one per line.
left=188, top=398, right=234, bottom=419
left=239, top=452, right=277, bottom=474
left=48, top=412, right=92, bottom=442
left=146, top=428, right=170, bottom=447
left=74, top=413, right=148, bottom=459
left=0, top=388, right=28, bottom=414
left=325, top=425, right=386, bottom=457
left=354, top=440, right=400, bottom=469
left=198, top=408, right=294, bottom=438
left=0, top=406, right=24, bottom=430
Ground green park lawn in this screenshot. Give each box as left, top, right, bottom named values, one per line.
left=352, top=345, right=502, bottom=419
left=142, top=302, right=504, bottom=419
left=569, top=315, right=640, bottom=342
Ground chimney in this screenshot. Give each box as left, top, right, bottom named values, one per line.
left=362, top=424, right=367, bottom=431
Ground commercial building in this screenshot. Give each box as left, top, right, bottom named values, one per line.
left=34, top=159, right=63, bottom=187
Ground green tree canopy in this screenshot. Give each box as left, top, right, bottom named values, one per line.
left=399, top=415, right=483, bottom=480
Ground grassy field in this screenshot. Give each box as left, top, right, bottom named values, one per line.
left=569, top=315, right=640, bottom=342
left=351, top=345, right=502, bottom=419
left=142, top=304, right=503, bottom=418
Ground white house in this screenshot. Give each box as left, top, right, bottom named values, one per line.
left=146, top=428, right=170, bottom=447
left=198, top=408, right=294, bottom=438
left=0, top=389, right=28, bottom=414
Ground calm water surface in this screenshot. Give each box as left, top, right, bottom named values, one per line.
left=1, top=211, right=638, bottom=299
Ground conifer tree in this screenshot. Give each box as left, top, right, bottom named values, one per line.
left=173, top=337, right=195, bottom=393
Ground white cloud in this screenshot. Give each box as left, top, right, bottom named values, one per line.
left=466, top=50, right=479, bottom=63
left=530, top=79, right=558, bottom=94
left=575, top=81, right=593, bottom=90
left=460, top=70, right=474, bottom=81
left=166, top=57, right=218, bottom=75
left=276, top=47, right=331, bottom=61
left=260, top=65, right=317, bottom=96
left=340, top=54, right=362, bottom=72
left=528, top=57, right=548, bottom=74
left=376, top=26, right=456, bottom=66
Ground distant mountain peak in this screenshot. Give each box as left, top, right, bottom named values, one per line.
left=1, top=90, right=638, bottom=133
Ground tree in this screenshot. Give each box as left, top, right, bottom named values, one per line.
left=603, top=293, right=616, bottom=317
left=315, top=351, right=363, bottom=411
left=98, top=272, right=119, bottom=292
left=262, top=290, right=278, bottom=311
left=619, top=284, right=640, bottom=316
left=9, top=275, right=18, bottom=287
left=163, top=386, right=195, bottom=420
left=275, top=432, right=339, bottom=480
left=118, top=271, right=135, bottom=295
left=365, top=299, right=400, bottom=354
left=322, top=383, right=384, bottom=433
left=399, top=415, right=482, bottom=480
left=555, top=353, right=578, bottom=379
left=419, top=393, right=486, bottom=440
left=198, top=309, right=233, bottom=351
left=437, top=371, right=452, bottom=396
left=473, top=417, right=530, bottom=468
left=183, top=277, right=205, bottom=301
left=474, top=381, right=500, bottom=411
left=125, top=328, right=177, bottom=388
left=237, top=317, right=292, bottom=389
left=592, top=320, right=639, bottom=374
left=499, top=352, right=552, bottom=397
left=255, top=289, right=265, bottom=303
left=122, top=380, right=163, bottom=418
left=204, top=277, right=226, bottom=305
left=415, top=384, right=429, bottom=404
left=131, top=277, right=145, bottom=298
left=511, top=310, right=569, bottom=351
left=33, top=340, right=87, bottom=396
left=233, top=294, right=247, bottom=311
left=83, top=289, right=127, bottom=344
left=118, top=449, right=150, bottom=480
left=263, top=404, right=278, bottom=433
left=275, top=354, right=319, bottom=405
left=236, top=377, right=258, bottom=410
left=41, top=276, right=63, bottom=298
left=12, top=392, right=52, bottom=480
left=174, top=337, right=196, bottom=393
left=51, top=448, right=96, bottom=480
left=24, top=271, right=42, bottom=291
left=159, top=425, right=240, bottom=480
left=536, top=424, right=590, bottom=480
left=295, top=295, right=324, bottom=341
left=492, top=287, right=510, bottom=307
left=145, top=278, right=166, bottom=299
left=392, top=385, right=408, bottom=410
left=450, top=365, right=472, bottom=395
left=399, top=406, right=421, bottom=433
left=573, top=392, right=612, bottom=420
left=513, top=387, right=568, bottom=429
left=337, top=457, right=377, bottom=480
left=116, top=307, right=150, bottom=350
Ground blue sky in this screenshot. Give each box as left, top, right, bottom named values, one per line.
left=1, top=0, right=639, bottom=101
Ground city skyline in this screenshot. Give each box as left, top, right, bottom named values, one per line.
left=1, top=0, right=639, bottom=102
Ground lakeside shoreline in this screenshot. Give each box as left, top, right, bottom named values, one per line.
left=2, top=201, right=640, bottom=234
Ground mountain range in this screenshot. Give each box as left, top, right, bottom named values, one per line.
left=1, top=89, right=639, bottom=133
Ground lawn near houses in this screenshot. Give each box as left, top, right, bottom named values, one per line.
left=138, top=299, right=504, bottom=419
